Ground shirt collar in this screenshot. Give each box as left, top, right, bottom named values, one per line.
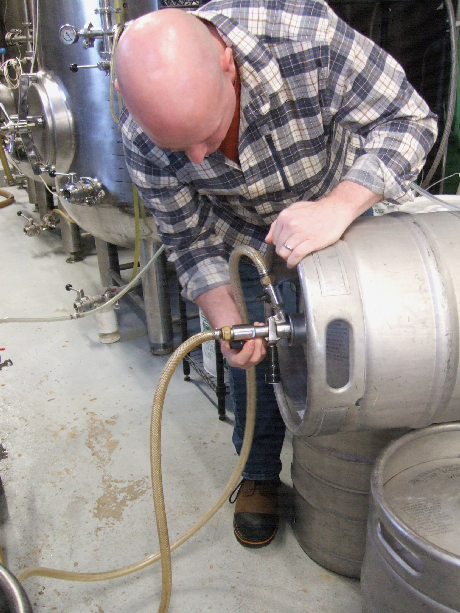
left=194, top=10, right=283, bottom=116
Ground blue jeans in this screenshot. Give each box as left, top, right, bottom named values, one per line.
left=228, top=262, right=294, bottom=481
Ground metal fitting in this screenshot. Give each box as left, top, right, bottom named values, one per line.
left=65, top=284, right=117, bottom=314
left=219, top=326, right=233, bottom=341
left=17, top=210, right=58, bottom=236
left=60, top=176, right=105, bottom=206
left=216, top=313, right=305, bottom=348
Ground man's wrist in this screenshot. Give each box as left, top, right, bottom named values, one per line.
left=325, top=180, right=383, bottom=220
left=195, top=284, right=243, bottom=329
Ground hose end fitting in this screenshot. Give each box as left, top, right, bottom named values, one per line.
left=259, top=273, right=276, bottom=286
left=219, top=326, right=233, bottom=341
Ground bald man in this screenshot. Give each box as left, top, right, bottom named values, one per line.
left=116, top=1, right=437, bottom=548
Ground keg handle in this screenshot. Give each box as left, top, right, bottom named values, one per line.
left=298, top=240, right=367, bottom=435
left=376, top=519, right=424, bottom=576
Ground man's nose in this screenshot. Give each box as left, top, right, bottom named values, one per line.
left=184, top=143, right=207, bottom=164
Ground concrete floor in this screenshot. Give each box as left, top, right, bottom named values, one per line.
left=0, top=186, right=362, bottom=612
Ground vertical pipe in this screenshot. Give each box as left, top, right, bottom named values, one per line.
left=95, top=238, right=114, bottom=287
left=34, top=180, right=52, bottom=218
left=139, top=238, right=174, bottom=355
left=178, top=293, right=191, bottom=380
left=215, top=341, right=227, bottom=420
left=107, top=242, right=121, bottom=277
left=59, top=202, right=83, bottom=263
left=26, top=177, right=37, bottom=211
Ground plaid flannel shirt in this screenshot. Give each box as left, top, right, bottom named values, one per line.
left=120, top=0, right=437, bottom=302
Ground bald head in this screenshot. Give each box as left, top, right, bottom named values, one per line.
left=115, top=9, right=236, bottom=159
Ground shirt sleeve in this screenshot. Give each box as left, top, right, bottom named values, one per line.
left=325, top=7, right=438, bottom=204
left=120, top=112, right=231, bottom=301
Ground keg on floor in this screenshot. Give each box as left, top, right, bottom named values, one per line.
left=291, top=429, right=405, bottom=578
left=276, top=210, right=460, bottom=436
left=0, top=564, right=33, bottom=613
left=361, top=423, right=460, bottom=613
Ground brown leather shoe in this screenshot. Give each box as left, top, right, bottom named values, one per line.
left=230, top=479, right=280, bottom=548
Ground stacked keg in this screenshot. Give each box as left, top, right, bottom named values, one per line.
left=276, top=207, right=460, bottom=610
left=291, top=429, right=406, bottom=579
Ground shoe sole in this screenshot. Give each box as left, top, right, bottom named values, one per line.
left=233, top=525, right=278, bottom=549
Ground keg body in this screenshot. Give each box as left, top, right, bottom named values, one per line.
left=277, top=211, right=460, bottom=436
left=292, top=429, right=404, bottom=578
left=361, top=424, right=460, bottom=612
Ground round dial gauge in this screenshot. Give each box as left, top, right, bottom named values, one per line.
left=59, top=24, right=78, bottom=45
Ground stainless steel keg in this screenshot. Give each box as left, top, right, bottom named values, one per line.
left=291, top=429, right=404, bottom=578
left=276, top=210, right=460, bottom=436
left=361, top=423, right=460, bottom=613
left=0, top=564, right=33, bottom=613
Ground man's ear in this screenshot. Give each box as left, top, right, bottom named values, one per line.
left=114, top=78, right=120, bottom=93
left=220, top=47, right=236, bottom=82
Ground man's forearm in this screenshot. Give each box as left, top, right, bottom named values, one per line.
left=323, top=180, right=383, bottom=222
left=195, top=284, right=244, bottom=330
left=265, top=179, right=383, bottom=268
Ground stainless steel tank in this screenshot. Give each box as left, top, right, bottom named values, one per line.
left=0, top=0, right=33, bottom=178
left=1, top=0, right=173, bottom=353
left=361, top=423, right=460, bottom=613
left=1, top=0, right=34, bottom=65
left=276, top=210, right=460, bottom=436
left=6, top=0, right=157, bottom=194
left=1, top=0, right=159, bottom=191
left=0, top=563, right=33, bottom=613
left=291, top=429, right=404, bottom=578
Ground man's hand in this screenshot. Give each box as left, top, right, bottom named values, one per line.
left=195, top=287, right=267, bottom=370
left=220, top=322, right=267, bottom=370
left=265, top=180, right=382, bottom=268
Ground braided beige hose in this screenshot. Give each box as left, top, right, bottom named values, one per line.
left=0, top=189, right=14, bottom=209
left=16, top=246, right=271, bottom=612
left=229, top=245, right=273, bottom=324
left=17, top=332, right=257, bottom=613
left=151, top=331, right=256, bottom=611
left=153, top=246, right=268, bottom=609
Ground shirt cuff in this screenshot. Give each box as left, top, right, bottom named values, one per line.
left=179, top=259, right=231, bottom=302
left=344, top=154, right=415, bottom=205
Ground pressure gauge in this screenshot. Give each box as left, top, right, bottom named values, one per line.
left=59, top=24, right=79, bottom=45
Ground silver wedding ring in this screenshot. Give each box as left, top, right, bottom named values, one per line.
left=283, top=243, right=294, bottom=251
